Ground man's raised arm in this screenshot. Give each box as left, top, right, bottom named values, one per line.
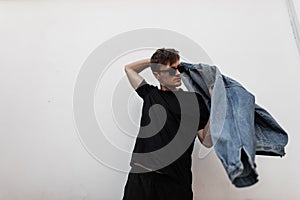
left=124, top=58, right=150, bottom=90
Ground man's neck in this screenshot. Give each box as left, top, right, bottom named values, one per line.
left=160, top=84, right=178, bottom=91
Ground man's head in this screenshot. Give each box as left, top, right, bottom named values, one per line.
left=150, top=48, right=182, bottom=90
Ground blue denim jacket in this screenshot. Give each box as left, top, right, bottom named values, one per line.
left=180, top=62, right=288, bottom=187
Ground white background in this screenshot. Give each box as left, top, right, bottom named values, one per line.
left=1, top=0, right=300, bottom=199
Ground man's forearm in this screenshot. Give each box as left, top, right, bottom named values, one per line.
left=125, top=58, right=150, bottom=73
left=198, top=119, right=213, bottom=148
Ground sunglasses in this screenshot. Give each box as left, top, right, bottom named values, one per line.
left=157, top=65, right=185, bottom=76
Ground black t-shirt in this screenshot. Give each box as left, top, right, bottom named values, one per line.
left=130, top=79, right=209, bottom=186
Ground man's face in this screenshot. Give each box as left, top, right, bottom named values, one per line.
left=156, top=59, right=182, bottom=89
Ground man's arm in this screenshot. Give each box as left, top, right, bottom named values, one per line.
left=198, top=85, right=213, bottom=148
left=124, top=58, right=150, bottom=90
left=197, top=119, right=213, bottom=148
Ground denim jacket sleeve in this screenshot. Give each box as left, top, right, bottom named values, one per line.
left=180, top=61, right=288, bottom=188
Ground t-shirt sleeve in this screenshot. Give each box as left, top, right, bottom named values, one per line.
left=196, top=93, right=210, bottom=131
left=135, top=79, right=157, bottom=99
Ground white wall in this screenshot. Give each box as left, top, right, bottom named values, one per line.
left=0, top=0, right=299, bottom=199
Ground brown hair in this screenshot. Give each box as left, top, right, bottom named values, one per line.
left=150, top=48, right=180, bottom=72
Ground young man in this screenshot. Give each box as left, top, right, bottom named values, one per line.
left=122, top=48, right=212, bottom=200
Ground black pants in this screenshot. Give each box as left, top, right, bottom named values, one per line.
left=122, top=172, right=193, bottom=200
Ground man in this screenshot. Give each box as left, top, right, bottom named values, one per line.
left=122, top=48, right=212, bottom=200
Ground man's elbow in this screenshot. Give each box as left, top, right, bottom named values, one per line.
left=124, top=65, right=129, bottom=73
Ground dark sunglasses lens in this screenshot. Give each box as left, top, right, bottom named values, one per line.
left=178, top=65, right=184, bottom=73
left=169, top=65, right=184, bottom=75
left=169, top=68, right=176, bottom=76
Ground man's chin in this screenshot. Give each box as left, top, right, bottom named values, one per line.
left=175, top=82, right=182, bottom=87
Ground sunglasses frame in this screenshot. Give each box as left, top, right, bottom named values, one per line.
left=157, top=64, right=184, bottom=76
